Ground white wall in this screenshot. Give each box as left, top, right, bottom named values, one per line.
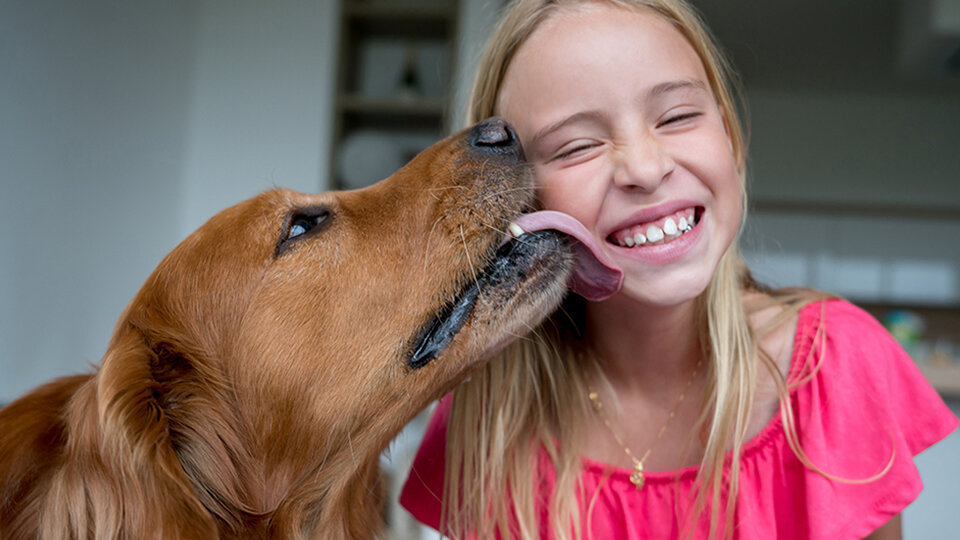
left=905, top=399, right=960, bottom=540
left=746, top=90, right=960, bottom=208
left=1, top=0, right=199, bottom=399
left=180, top=0, right=338, bottom=236
left=0, top=0, right=339, bottom=402
left=741, top=91, right=960, bottom=311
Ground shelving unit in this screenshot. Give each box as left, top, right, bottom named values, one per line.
left=857, top=302, right=960, bottom=398
left=330, top=0, right=459, bottom=190
left=746, top=200, right=960, bottom=399
left=751, top=199, right=960, bottom=221
left=918, top=363, right=960, bottom=397
left=329, top=3, right=460, bottom=538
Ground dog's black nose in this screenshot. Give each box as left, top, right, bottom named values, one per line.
left=470, top=117, right=521, bottom=156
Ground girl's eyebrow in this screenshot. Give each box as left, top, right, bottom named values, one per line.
left=647, top=79, right=708, bottom=99
left=529, top=80, right=708, bottom=146
left=530, top=110, right=607, bottom=148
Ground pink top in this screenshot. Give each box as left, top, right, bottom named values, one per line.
left=400, top=300, right=958, bottom=539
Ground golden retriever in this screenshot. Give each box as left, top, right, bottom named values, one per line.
left=0, top=117, right=624, bottom=539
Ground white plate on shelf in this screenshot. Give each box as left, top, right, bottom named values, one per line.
left=338, top=130, right=442, bottom=190
left=337, top=130, right=406, bottom=190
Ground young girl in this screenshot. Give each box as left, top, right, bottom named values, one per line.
left=400, top=1, right=958, bottom=538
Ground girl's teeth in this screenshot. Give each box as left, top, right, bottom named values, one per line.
left=662, top=217, right=678, bottom=236
left=646, top=225, right=664, bottom=243
left=613, top=209, right=699, bottom=247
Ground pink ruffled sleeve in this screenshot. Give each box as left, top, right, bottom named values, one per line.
left=786, top=300, right=958, bottom=538
left=399, top=394, right=452, bottom=532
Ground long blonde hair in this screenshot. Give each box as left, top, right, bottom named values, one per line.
left=443, top=1, right=826, bottom=538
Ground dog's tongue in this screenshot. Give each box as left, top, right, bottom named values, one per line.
left=511, top=211, right=623, bottom=301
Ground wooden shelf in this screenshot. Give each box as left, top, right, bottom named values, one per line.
left=751, top=199, right=960, bottom=221
left=338, top=94, right=446, bottom=117
left=854, top=302, right=960, bottom=398
left=330, top=0, right=459, bottom=190
left=343, top=2, right=456, bottom=21
left=342, top=2, right=455, bottom=40
left=918, top=363, right=960, bottom=398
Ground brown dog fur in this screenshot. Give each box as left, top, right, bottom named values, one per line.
left=0, top=120, right=571, bottom=539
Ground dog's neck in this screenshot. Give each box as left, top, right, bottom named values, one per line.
left=89, top=332, right=392, bottom=538
left=178, top=384, right=405, bottom=538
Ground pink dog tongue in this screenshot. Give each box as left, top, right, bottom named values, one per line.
left=512, top=211, right=623, bottom=301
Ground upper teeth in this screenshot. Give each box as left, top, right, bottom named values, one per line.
left=615, top=210, right=697, bottom=248
left=646, top=225, right=665, bottom=243
left=662, top=218, right=678, bottom=236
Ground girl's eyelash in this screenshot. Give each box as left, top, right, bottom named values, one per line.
left=549, top=112, right=699, bottom=161
left=553, top=143, right=598, bottom=161
left=659, top=112, right=701, bottom=127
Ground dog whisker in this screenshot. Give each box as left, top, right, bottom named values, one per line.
left=481, top=222, right=570, bottom=261
left=478, top=186, right=536, bottom=204
left=480, top=222, right=509, bottom=237
left=413, top=185, right=468, bottom=193
left=423, top=215, right=447, bottom=274
left=459, top=225, right=480, bottom=289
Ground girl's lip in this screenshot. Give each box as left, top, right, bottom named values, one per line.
left=603, top=199, right=702, bottom=238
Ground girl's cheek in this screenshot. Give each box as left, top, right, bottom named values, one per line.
left=534, top=163, right=605, bottom=218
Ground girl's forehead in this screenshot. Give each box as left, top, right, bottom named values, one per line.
left=523, top=3, right=695, bottom=66
left=497, top=3, right=709, bottom=117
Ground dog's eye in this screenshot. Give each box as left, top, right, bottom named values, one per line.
left=288, top=215, right=319, bottom=239
left=276, top=207, right=332, bottom=256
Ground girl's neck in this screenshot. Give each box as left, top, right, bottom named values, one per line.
left=585, top=295, right=703, bottom=394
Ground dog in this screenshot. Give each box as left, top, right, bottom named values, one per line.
left=0, top=118, right=596, bottom=539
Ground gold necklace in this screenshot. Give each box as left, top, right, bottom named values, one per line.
left=587, top=359, right=703, bottom=489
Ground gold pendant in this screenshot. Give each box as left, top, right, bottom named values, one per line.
left=629, top=461, right=645, bottom=489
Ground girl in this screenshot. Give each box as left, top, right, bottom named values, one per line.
left=400, top=1, right=958, bottom=538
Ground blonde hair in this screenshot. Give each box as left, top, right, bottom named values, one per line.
left=443, top=1, right=831, bottom=538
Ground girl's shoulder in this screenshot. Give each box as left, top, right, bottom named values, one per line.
left=800, top=296, right=888, bottom=341
left=766, top=297, right=957, bottom=537
left=749, top=292, right=898, bottom=380
left=793, top=297, right=920, bottom=386
left=786, top=297, right=959, bottom=474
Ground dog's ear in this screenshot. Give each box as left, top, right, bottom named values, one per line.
left=97, top=322, right=266, bottom=536
left=91, top=324, right=221, bottom=538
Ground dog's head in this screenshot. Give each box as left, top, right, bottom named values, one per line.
left=96, top=118, right=575, bottom=523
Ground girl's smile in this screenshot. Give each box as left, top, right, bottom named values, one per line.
left=604, top=201, right=705, bottom=266
left=496, top=3, right=742, bottom=306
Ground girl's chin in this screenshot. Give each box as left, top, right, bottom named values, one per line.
left=613, top=271, right=713, bottom=308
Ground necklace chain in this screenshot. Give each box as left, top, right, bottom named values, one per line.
left=587, top=359, right=703, bottom=489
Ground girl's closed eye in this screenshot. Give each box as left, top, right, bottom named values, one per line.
left=550, top=140, right=603, bottom=162
left=657, top=110, right=702, bottom=128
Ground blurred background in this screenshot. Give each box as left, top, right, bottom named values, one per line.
left=1, top=0, right=958, bottom=538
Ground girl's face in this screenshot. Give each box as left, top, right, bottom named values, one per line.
left=497, top=4, right=741, bottom=307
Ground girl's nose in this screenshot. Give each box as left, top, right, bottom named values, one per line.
left=612, top=137, right=675, bottom=192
